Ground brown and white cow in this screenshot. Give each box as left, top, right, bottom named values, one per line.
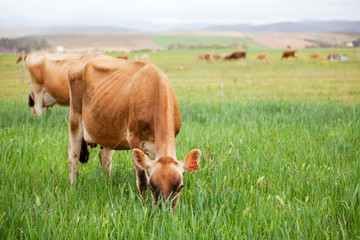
left=26, top=52, right=92, bottom=116
left=198, top=53, right=213, bottom=61
left=281, top=50, right=297, bottom=59
left=225, top=51, right=246, bottom=60
left=67, top=55, right=201, bottom=209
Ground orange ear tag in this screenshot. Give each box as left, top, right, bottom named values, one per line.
left=187, top=158, right=199, bottom=173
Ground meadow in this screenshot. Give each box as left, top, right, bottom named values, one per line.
left=0, top=48, right=359, bottom=239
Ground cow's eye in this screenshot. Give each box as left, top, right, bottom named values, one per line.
left=177, top=184, right=184, bottom=192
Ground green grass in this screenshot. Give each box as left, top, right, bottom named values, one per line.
left=1, top=50, right=360, bottom=239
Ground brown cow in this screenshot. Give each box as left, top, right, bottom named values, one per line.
left=225, top=51, right=246, bottom=60
left=116, top=55, right=128, bottom=60
left=257, top=53, right=268, bottom=60
left=281, top=50, right=297, bottom=59
left=67, top=55, right=201, bottom=210
left=310, top=53, right=320, bottom=59
left=26, top=52, right=96, bottom=116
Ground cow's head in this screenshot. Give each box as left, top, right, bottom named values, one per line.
left=132, top=148, right=201, bottom=210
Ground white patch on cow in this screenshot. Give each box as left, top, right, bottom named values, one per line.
left=83, top=124, right=95, bottom=143
left=126, top=128, right=131, bottom=144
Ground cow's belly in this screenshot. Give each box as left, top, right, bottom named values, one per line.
left=82, top=104, right=131, bottom=150
left=83, top=120, right=130, bottom=150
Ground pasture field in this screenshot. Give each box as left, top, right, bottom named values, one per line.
left=0, top=49, right=359, bottom=239
left=149, top=35, right=260, bottom=49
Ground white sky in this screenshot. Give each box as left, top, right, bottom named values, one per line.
left=1, top=0, right=359, bottom=25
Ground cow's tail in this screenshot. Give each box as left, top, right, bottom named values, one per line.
left=79, top=138, right=89, bottom=163
left=28, top=94, right=34, bottom=107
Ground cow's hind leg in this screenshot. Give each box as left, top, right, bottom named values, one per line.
left=67, top=115, right=85, bottom=184
left=32, top=84, right=44, bottom=117
left=99, top=148, right=114, bottom=179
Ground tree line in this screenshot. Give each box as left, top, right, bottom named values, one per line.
left=0, top=37, right=49, bottom=54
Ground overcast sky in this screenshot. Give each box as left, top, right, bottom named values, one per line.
left=1, top=0, right=359, bottom=26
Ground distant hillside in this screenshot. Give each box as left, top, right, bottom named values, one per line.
left=208, top=20, right=360, bottom=33
left=0, top=20, right=359, bottom=38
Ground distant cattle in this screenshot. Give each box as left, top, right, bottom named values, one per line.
left=67, top=54, right=201, bottom=210
left=328, top=53, right=339, bottom=61
left=140, top=54, right=150, bottom=61
left=225, top=51, right=246, bottom=60
left=117, top=55, right=128, bottom=60
left=340, top=54, right=348, bottom=62
left=25, top=52, right=96, bottom=116
left=310, top=53, right=320, bottom=59
left=257, top=53, right=268, bottom=60
left=198, top=53, right=213, bottom=60
left=214, top=53, right=227, bottom=60
left=281, top=50, right=297, bottom=59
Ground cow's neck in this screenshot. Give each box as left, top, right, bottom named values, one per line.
left=154, top=84, right=177, bottom=161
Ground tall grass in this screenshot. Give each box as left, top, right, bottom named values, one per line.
left=1, top=99, right=359, bottom=239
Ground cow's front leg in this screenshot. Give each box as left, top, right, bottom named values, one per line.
left=68, top=114, right=83, bottom=184
left=132, top=160, right=149, bottom=197
left=99, top=148, right=114, bottom=179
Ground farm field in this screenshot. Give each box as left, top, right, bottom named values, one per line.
left=0, top=49, right=359, bottom=239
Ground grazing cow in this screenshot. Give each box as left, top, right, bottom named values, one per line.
left=257, top=53, right=268, bottom=60
left=310, top=53, right=320, bottom=59
left=281, top=50, right=297, bottom=59
left=26, top=52, right=95, bottom=116
left=67, top=55, right=201, bottom=210
left=225, top=51, right=246, bottom=60
left=198, top=53, right=213, bottom=60
left=116, top=55, right=128, bottom=60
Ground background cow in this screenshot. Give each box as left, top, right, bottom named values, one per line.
left=67, top=55, right=201, bottom=210
left=225, top=51, right=246, bottom=60
left=26, top=52, right=94, bottom=116
left=198, top=53, right=213, bottom=60
left=281, top=50, right=297, bottom=59
left=310, top=53, right=321, bottom=59
left=257, top=53, right=268, bottom=60
left=214, top=53, right=228, bottom=60
left=328, top=53, right=339, bottom=61
left=116, top=55, right=128, bottom=60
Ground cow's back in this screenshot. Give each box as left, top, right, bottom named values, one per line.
left=71, top=56, right=181, bottom=150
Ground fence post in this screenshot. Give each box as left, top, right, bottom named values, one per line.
left=21, top=50, right=25, bottom=84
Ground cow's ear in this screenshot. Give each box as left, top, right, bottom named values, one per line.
left=181, top=149, right=201, bottom=173
left=132, top=148, right=153, bottom=170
